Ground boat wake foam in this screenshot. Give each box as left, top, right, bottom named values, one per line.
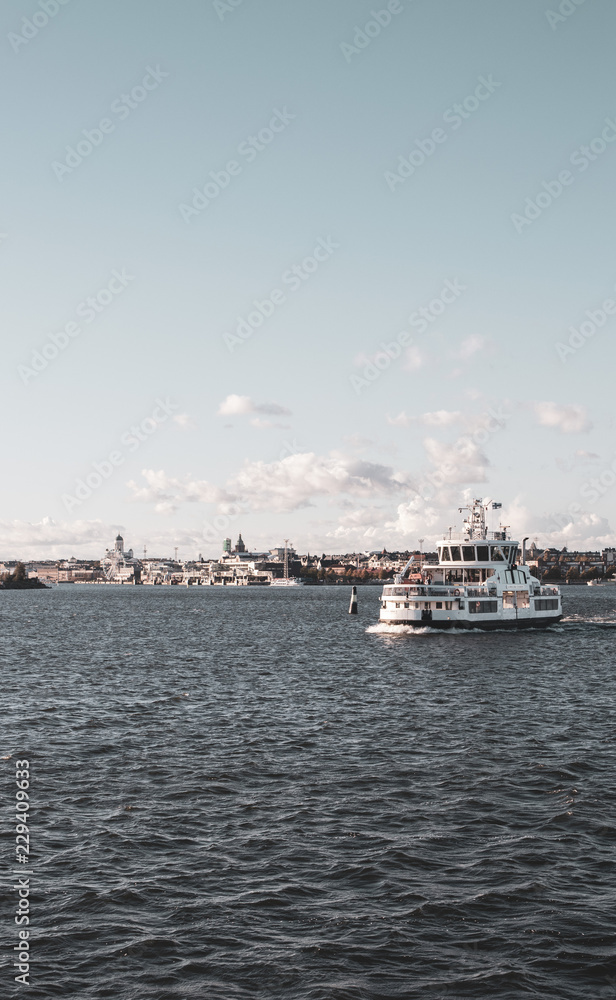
left=366, top=622, right=565, bottom=635
left=366, top=623, right=474, bottom=636
left=562, top=615, right=616, bottom=625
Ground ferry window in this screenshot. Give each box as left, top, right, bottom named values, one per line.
left=468, top=601, right=498, bottom=614
left=501, top=546, right=510, bottom=560
left=404, top=602, right=409, bottom=608
left=450, top=546, right=461, bottom=561
left=436, top=602, right=443, bottom=609
left=509, top=547, right=518, bottom=564
left=535, top=598, right=558, bottom=611
left=441, top=547, right=450, bottom=561
left=446, top=601, right=452, bottom=610
left=491, top=546, right=505, bottom=561
left=463, top=546, right=476, bottom=561
left=476, top=545, right=489, bottom=560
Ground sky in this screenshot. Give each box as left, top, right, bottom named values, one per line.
left=1, top=0, right=616, bottom=560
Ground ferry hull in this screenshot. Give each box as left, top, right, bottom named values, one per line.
left=379, top=614, right=562, bottom=630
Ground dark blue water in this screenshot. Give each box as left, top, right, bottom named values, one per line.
left=2, top=584, right=615, bottom=999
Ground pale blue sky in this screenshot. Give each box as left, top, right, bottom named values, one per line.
left=1, top=0, right=615, bottom=558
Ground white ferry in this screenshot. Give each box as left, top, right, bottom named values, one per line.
left=379, top=499, right=562, bottom=630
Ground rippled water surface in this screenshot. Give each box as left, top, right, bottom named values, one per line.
left=2, top=584, right=616, bottom=999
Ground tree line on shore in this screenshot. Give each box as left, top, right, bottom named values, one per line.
left=0, top=563, right=48, bottom=590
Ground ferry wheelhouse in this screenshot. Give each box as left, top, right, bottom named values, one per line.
left=379, top=499, right=562, bottom=630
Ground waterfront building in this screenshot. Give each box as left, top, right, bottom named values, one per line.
left=102, top=534, right=141, bottom=584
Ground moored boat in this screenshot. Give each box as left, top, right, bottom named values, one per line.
left=270, top=539, right=304, bottom=587
left=378, top=499, right=562, bottom=630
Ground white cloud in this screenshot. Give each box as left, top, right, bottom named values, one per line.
left=127, top=470, right=235, bottom=514
left=0, top=517, right=114, bottom=559
left=0, top=517, right=235, bottom=561
left=217, top=394, right=291, bottom=417
left=505, top=498, right=614, bottom=550
left=404, top=346, right=423, bottom=371
left=326, top=505, right=386, bottom=540
left=387, top=411, right=412, bottom=427
left=228, top=452, right=410, bottom=512
left=173, top=413, right=196, bottom=429
left=422, top=410, right=462, bottom=427
left=533, top=401, right=592, bottom=434
left=423, top=435, right=490, bottom=485
left=555, top=449, right=600, bottom=472
left=548, top=511, right=613, bottom=548
left=315, top=492, right=616, bottom=554
left=387, top=410, right=462, bottom=428
left=383, top=495, right=442, bottom=540
left=342, top=434, right=375, bottom=450
left=250, top=417, right=291, bottom=430
left=454, top=334, right=484, bottom=360
left=129, top=452, right=411, bottom=516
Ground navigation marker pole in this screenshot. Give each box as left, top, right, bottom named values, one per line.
left=349, top=585, right=358, bottom=614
